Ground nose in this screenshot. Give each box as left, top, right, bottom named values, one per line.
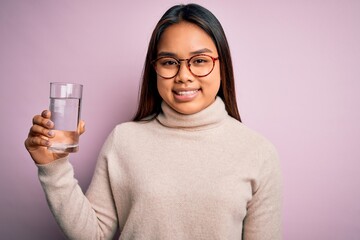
left=175, top=61, right=193, bottom=83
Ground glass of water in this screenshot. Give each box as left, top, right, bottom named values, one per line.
left=49, top=82, right=83, bottom=153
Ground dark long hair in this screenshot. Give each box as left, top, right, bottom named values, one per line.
left=133, top=3, right=241, bottom=122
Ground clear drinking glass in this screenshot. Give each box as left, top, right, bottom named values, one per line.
left=48, top=82, right=83, bottom=153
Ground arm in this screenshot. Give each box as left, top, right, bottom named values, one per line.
left=37, top=150, right=118, bottom=239
left=243, top=144, right=282, bottom=240
left=26, top=110, right=118, bottom=239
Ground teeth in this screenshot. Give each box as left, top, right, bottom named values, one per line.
left=177, top=90, right=198, bottom=96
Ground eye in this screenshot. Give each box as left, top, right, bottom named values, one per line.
left=158, top=58, right=179, bottom=67
left=191, top=56, right=210, bottom=65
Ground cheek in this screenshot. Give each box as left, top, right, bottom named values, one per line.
left=156, top=79, right=170, bottom=99
left=205, top=66, right=221, bottom=93
left=213, top=79, right=221, bottom=95
left=216, top=64, right=221, bottom=82
left=156, top=80, right=163, bottom=97
left=215, top=65, right=222, bottom=92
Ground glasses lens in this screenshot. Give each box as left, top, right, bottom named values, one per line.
left=189, top=55, right=214, bottom=77
left=154, top=55, right=215, bottom=78
left=154, top=57, right=179, bottom=79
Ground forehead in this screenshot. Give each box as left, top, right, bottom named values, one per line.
left=157, top=21, right=218, bottom=56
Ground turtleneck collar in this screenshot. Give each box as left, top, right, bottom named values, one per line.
left=156, top=97, right=228, bottom=130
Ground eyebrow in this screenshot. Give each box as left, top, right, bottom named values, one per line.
left=190, top=48, right=213, bottom=55
left=157, top=48, right=214, bottom=58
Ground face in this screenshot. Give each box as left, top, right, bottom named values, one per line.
left=156, top=21, right=221, bottom=115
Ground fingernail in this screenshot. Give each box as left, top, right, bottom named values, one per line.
left=45, top=140, right=51, bottom=146
left=48, top=130, right=54, bottom=137
left=46, top=121, right=53, bottom=127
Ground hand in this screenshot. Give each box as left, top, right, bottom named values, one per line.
left=24, top=110, right=85, bottom=165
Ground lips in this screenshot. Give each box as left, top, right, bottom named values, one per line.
left=175, top=89, right=199, bottom=96
left=172, top=88, right=200, bottom=101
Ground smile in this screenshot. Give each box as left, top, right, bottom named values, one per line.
left=172, top=88, right=200, bottom=101
left=176, top=89, right=199, bottom=96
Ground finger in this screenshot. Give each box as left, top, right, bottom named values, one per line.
left=41, top=110, right=51, bottom=119
left=32, top=114, right=54, bottom=129
left=29, top=124, right=55, bottom=138
left=78, top=120, right=85, bottom=135
left=25, top=136, right=51, bottom=149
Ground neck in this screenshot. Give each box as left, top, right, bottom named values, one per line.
left=156, top=97, right=228, bottom=131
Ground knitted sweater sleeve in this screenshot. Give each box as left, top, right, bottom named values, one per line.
left=37, top=130, right=118, bottom=240
left=243, top=142, right=282, bottom=240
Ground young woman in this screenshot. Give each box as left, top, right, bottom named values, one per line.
left=25, top=4, right=281, bottom=239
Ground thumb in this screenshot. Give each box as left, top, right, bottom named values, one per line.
left=78, top=120, right=85, bottom=135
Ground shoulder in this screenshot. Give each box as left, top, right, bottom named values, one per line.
left=112, top=120, right=149, bottom=134
left=224, top=117, right=272, bottom=143
left=224, top=116, right=279, bottom=162
left=224, top=118, right=281, bottom=187
left=106, top=120, right=156, bottom=144
left=98, top=120, right=155, bottom=156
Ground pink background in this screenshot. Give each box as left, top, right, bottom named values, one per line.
left=1, top=0, right=359, bottom=239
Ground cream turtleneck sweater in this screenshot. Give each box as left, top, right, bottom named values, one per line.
left=37, top=97, right=281, bottom=240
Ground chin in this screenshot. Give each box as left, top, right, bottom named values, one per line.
left=172, top=103, right=204, bottom=115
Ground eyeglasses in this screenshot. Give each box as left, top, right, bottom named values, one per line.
left=152, top=54, right=219, bottom=79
